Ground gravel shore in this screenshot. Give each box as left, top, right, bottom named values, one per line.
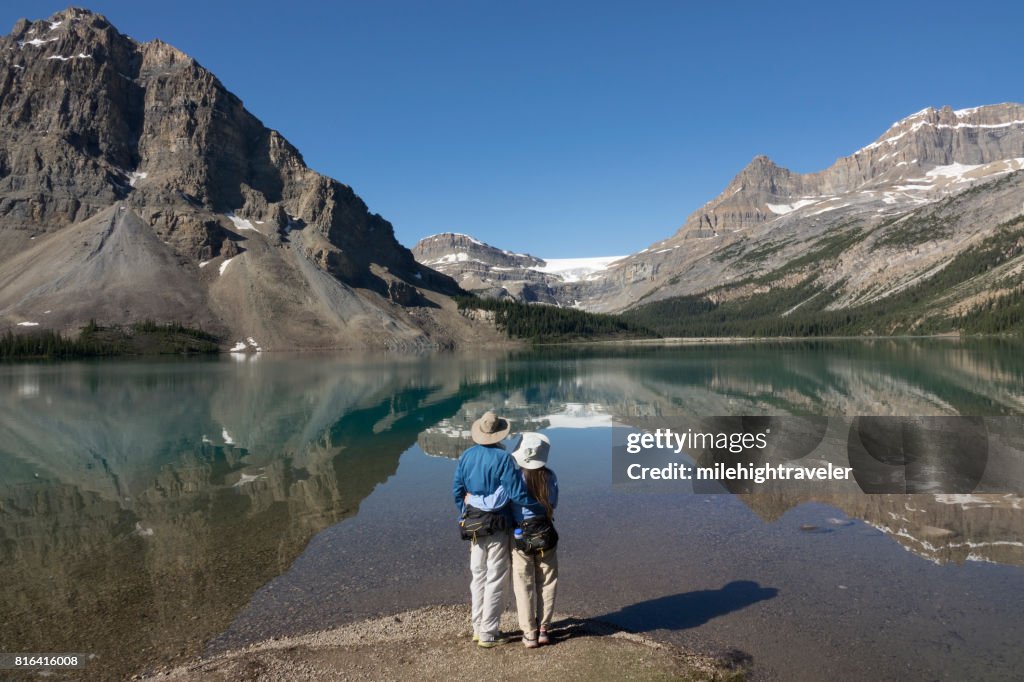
left=148, top=605, right=742, bottom=681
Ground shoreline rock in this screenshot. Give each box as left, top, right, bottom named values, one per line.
left=149, top=604, right=743, bottom=681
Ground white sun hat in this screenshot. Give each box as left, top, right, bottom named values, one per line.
left=511, top=432, right=551, bottom=469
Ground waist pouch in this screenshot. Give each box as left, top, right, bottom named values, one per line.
left=514, top=516, right=558, bottom=555
left=460, top=505, right=507, bottom=541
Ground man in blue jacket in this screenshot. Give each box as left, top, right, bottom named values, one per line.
left=452, top=410, right=531, bottom=647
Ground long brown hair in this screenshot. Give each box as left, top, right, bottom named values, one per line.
left=523, top=467, right=554, bottom=519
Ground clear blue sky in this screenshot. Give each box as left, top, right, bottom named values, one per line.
left=4, top=2, right=1023, bottom=257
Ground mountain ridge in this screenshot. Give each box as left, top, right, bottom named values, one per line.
left=4, top=8, right=1023, bottom=342
left=412, top=102, right=1024, bottom=335
left=673, top=103, right=1024, bottom=242
left=594, top=101, right=1024, bottom=316
left=0, top=8, right=501, bottom=350
left=411, top=232, right=623, bottom=304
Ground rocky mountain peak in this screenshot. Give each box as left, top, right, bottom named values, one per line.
left=672, top=102, right=1024, bottom=241
left=413, top=232, right=543, bottom=269
left=1, top=7, right=422, bottom=278
left=675, top=154, right=806, bottom=240
left=740, top=154, right=778, bottom=172
left=0, top=8, right=480, bottom=350
left=727, top=155, right=800, bottom=196
left=411, top=233, right=628, bottom=304
left=10, top=7, right=128, bottom=61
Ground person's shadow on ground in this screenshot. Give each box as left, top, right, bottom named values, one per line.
left=583, top=580, right=779, bottom=634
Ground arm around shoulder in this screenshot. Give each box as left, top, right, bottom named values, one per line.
left=500, top=454, right=532, bottom=506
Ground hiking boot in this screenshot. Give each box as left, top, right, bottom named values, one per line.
left=477, top=636, right=509, bottom=649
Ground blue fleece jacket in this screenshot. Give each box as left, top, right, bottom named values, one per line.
left=466, top=469, right=558, bottom=523
left=452, top=443, right=532, bottom=514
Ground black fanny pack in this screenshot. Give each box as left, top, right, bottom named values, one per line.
left=513, top=516, right=558, bottom=555
left=459, top=505, right=507, bottom=541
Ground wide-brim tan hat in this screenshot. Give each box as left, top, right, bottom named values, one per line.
left=471, top=410, right=511, bottom=445
left=511, top=432, right=550, bottom=469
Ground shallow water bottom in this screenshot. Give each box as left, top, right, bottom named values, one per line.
left=213, top=428, right=1024, bottom=681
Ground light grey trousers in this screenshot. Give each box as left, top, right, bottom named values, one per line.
left=511, top=546, right=558, bottom=640
left=469, top=531, right=511, bottom=641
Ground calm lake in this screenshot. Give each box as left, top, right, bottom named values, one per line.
left=2, top=339, right=1023, bottom=680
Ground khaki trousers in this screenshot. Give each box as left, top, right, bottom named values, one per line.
left=469, top=531, right=510, bottom=641
left=511, top=546, right=558, bottom=640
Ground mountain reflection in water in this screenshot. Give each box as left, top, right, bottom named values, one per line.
left=1, top=339, right=1023, bottom=679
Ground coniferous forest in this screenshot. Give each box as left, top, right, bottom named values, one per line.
left=624, top=216, right=1024, bottom=338
left=455, top=296, right=658, bottom=342
left=0, top=320, right=220, bottom=360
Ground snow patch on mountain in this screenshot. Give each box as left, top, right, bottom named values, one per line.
left=46, top=53, right=91, bottom=61
left=532, top=256, right=626, bottom=282
left=427, top=252, right=473, bottom=265
left=766, top=199, right=821, bottom=215
left=18, top=37, right=58, bottom=47
left=226, top=213, right=257, bottom=232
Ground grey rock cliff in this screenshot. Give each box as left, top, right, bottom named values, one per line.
left=0, top=8, right=491, bottom=350
left=678, top=104, right=1024, bottom=241
left=412, top=232, right=566, bottom=303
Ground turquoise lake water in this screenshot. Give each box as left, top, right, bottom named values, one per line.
left=2, top=339, right=1023, bottom=680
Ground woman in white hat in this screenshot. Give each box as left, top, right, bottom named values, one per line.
left=508, top=432, right=559, bottom=648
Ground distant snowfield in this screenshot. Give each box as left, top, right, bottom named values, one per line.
left=532, top=255, right=626, bottom=282
left=421, top=243, right=626, bottom=283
